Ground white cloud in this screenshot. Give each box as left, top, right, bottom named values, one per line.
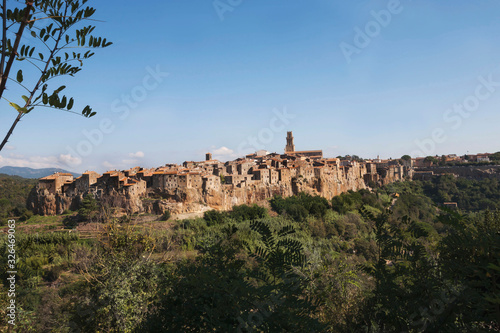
left=102, top=161, right=115, bottom=169
left=59, top=154, right=82, bottom=167
left=213, top=146, right=234, bottom=156
left=0, top=153, right=82, bottom=169
left=122, top=159, right=138, bottom=165
left=4, top=145, right=15, bottom=150
left=212, top=146, right=239, bottom=161
left=129, top=151, right=145, bottom=158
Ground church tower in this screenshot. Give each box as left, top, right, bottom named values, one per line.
left=285, top=131, right=295, bottom=153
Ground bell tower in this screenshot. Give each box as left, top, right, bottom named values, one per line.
left=285, top=131, right=295, bottom=153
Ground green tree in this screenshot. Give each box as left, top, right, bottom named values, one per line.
left=78, top=193, right=98, bottom=221
left=424, top=156, right=439, bottom=165
left=490, top=151, right=500, bottom=162
left=437, top=210, right=500, bottom=331
left=160, top=210, right=170, bottom=221
left=0, top=0, right=111, bottom=151
left=71, top=225, right=159, bottom=333
left=203, top=209, right=226, bottom=226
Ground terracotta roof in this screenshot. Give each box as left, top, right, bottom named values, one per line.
left=40, top=174, right=59, bottom=180
left=289, top=150, right=323, bottom=154
left=40, top=172, right=73, bottom=179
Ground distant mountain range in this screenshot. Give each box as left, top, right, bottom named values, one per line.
left=0, top=166, right=81, bottom=179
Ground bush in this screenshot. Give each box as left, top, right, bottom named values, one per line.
left=270, top=193, right=330, bottom=221
left=331, top=191, right=360, bottom=214
left=44, top=265, right=63, bottom=282
left=160, top=210, right=171, bottom=221
left=354, top=238, right=377, bottom=262
left=78, top=194, right=99, bottom=221
left=63, top=215, right=79, bottom=229
left=308, top=217, right=327, bottom=238
left=285, top=203, right=309, bottom=222
left=230, top=204, right=267, bottom=221
left=20, top=209, right=34, bottom=221
left=203, top=210, right=226, bottom=226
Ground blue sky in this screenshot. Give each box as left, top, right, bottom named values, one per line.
left=1, top=0, right=500, bottom=173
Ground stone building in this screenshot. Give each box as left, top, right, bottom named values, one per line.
left=270, top=169, right=279, bottom=185
left=203, top=174, right=221, bottom=191
left=75, top=171, right=99, bottom=192
left=253, top=169, right=270, bottom=184
left=278, top=168, right=291, bottom=183
left=123, top=178, right=147, bottom=197
left=285, top=131, right=295, bottom=153
left=284, top=131, right=323, bottom=159
left=39, top=173, right=74, bottom=194
left=31, top=131, right=418, bottom=216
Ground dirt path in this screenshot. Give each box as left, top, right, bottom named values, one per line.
left=173, top=211, right=206, bottom=220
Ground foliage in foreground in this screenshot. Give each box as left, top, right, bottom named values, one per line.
left=1, top=181, right=500, bottom=332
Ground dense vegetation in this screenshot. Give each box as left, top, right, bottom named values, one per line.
left=0, top=174, right=36, bottom=222
left=1, top=176, right=499, bottom=332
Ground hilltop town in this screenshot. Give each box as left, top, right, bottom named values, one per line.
left=28, top=132, right=499, bottom=216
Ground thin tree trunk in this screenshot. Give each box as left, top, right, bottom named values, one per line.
left=0, top=3, right=33, bottom=152
left=0, top=0, right=7, bottom=77
left=0, top=112, right=22, bottom=150
left=0, top=2, right=33, bottom=100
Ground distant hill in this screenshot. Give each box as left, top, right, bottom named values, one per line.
left=0, top=166, right=81, bottom=179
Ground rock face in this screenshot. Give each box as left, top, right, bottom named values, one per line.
left=29, top=172, right=376, bottom=217
left=27, top=187, right=81, bottom=215
left=28, top=159, right=407, bottom=216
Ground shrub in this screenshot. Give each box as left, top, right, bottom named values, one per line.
left=230, top=204, right=267, bottom=221
left=160, top=210, right=171, bottom=221
left=20, top=209, right=34, bottom=221
left=203, top=210, right=226, bottom=226
left=308, top=217, right=327, bottom=238
left=78, top=194, right=99, bottom=221
left=63, top=215, right=79, bottom=229
left=285, top=203, right=309, bottom=222
left=44, top=265, right=63, bottom=282
left=354, top=238, right=377, bottom=262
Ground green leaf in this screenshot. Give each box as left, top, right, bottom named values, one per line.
left=16, top=70, right=23, bottom=83
left=67, top=98, right=74, bottom=110
left=9, top=102, right=22, bottom=113
left=31, top=30, right=36, bottom=38
left=22, top=95, right=29, bottom=103
left=54, top=85, right=66, bottom=93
